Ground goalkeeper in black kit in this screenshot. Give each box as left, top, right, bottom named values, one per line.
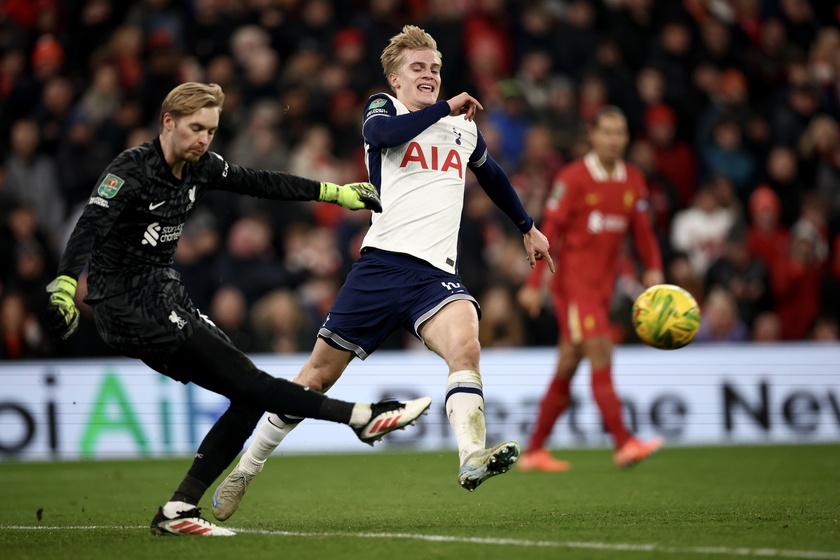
left=44, top=82, right=431, bottom=536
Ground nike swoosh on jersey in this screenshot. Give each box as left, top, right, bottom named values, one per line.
left=149, top=201, right=166, bottom=210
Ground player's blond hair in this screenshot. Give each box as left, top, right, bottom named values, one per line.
left=159, top=82, right=225, bottom=125
left=380, top=25, right=442, bottom=87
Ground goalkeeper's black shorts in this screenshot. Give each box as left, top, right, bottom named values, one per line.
left=92, top=275, right=229, bottom=380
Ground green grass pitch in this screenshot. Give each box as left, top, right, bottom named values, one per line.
left=2, top=444, right=838, bottom=560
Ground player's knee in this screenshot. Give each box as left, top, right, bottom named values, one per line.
left=442, top=335, right=480, bottom=371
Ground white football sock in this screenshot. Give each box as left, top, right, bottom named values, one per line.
left=163, top=501, right=195, bottom=518
left=349, top=402, right=372, bottom=428
left=236, top=413, right=303, bottom=475
left=445, top=369, right=486, bottom=466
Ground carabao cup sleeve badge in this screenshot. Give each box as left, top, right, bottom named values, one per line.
left=97, top=173, right=125, bottom=198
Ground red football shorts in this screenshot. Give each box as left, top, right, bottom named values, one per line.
left=552, top=290, right=611, bottom=344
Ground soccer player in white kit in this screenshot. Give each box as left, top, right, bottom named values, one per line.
left=211, top=25, right=555, bottom=520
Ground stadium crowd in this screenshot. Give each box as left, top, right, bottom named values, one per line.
left=1, top=0, right=839, bottom=360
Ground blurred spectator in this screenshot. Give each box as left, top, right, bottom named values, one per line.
left=762, top=145, right=807, bottom=227
left=228, top=101, right=289, bottom=182
left=29, top=34, right=66, bottom=99
left=587, top=38, right=635, bottom=113
left=104, top=25, right=144, bottom=93
left=239, top=45, right=281, bottom=108
left=695, top=68, right=752, bottom=150
left=577, top=72, right=609, bottom=128
left=251, top=288, right=313, bottom=354
left=214, top=213, right=288, bottom=307
left=770, top=219, right=825, bottom=340
left=478, top=284, right=525, bottom=348
left=209, top=285, right=256, bottom=353
left=751, top=310, right=782, bottom=342
left=746, top=16, right=803, bottom=99
left=32, top=75, right=75, bottom=156
left=515, top=50, right=555, bottom=121
left=462, top=0, right=514, bottom=101
left=771, top=81, right=821, bottom=148
left=666, top=251, right=704, bottom=306
left=0, top=291, right=52, bottom=359
left=554, top=0, right=599, bottom=80
left=745, top=184, right=790, bottom=273
left=282, top=223, right=342, bottom=284
left=644, top=102, right=697, bottom=206
left=606, top=0, right=660, bottom=74
left=509, top=124, right=564, bottom=220
left=695, top=16, right=745, bottom=73
left=799, top=114, right=840, bottom=234
left=700, top=114, right=756, bottom=197
left=6, top=237, right=53, bottom=319
left=810, top=313, right=839, bottom=342
left=544, top=76, right=583, bottom=159
left=705, top=224, right=770, bottom=328
left=5, top=118, right=64, bottom=246
left=779, top=0, right=819, bottom=51
left=627, top=138, right=681, bottom=255
left=76, top=62, right=122, bottom=128
left=185, top=0, right=240, bottom=66
left=123, top=0, right=187, bottom=53
left=694, top=286, right=748, bottom=343
left=671, top=182, right=737, bottom=278
left=648, top=20, right=695, bottom=110
left=488, top=80, right=533, bottom=168
left=56, top=112, right=114, bottom=205
left=824, top=233, right=840, bottom=328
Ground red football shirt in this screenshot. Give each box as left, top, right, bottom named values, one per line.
left=528, top=152, right=662, bottom=301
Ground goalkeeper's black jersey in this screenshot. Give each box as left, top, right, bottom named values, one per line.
left=57, top=138, right=320, bottom=302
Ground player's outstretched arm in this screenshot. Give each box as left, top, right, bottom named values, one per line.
left=523, top=224, right=555, bottom=273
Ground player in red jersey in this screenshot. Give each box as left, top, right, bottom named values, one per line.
left=516, top=106, right=665, bottom=471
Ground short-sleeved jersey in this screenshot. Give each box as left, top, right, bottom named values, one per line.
left=57, top=138, right=320, bottom=302
left=540, top=152, right=661, bottom=299
left=360, top=94, right=486, bottom=274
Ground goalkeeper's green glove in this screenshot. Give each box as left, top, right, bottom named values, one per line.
left=319, top=182, right=382, bottom=212
left=44, top=275, right=79, bottom=340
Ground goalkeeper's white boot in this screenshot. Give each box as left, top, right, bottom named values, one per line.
left=212, top=470, right=254, bottom=521
left=353, top=396, right=432, bottom=446
left=458, top=441, right=521, bottom=491
left=151, top=505, right=235, bottom=536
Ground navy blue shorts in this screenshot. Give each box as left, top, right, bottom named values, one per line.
left=319, top=248, right=479, bottom=359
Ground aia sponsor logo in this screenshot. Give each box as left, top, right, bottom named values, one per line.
left=400, top=142, right=463, bottom=178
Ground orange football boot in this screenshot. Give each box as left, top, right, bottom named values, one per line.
left=517, top=449, right=571, bottom=472
left=613, top=437, right=664, bottom=469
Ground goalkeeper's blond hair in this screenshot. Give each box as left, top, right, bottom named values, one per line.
left=380, top=25, right=442, bottom=91
left=159, top=82, right=225, bottom=125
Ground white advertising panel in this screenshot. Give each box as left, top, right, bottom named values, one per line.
left=0, top=343, right=838, bottom=461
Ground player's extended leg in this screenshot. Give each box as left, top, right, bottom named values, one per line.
left=518, top=337, right=580, bottom=472
left=582, top=335, right=663, bottom=468
left=420, top=300, right=520, bottom=491
left=212, top=338, right=354, bottom=521
left=155, top=329, right=429, bottom=533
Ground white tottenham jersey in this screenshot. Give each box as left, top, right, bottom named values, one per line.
left=362, top=94, right=483, bottom=274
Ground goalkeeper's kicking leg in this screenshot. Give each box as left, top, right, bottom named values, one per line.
left=151, top=328, right=430, bottom=536
left=212, top=337, right=352, bottom=521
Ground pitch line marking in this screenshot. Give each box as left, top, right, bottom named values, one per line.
left=3, top=526, right=839, bottom=559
